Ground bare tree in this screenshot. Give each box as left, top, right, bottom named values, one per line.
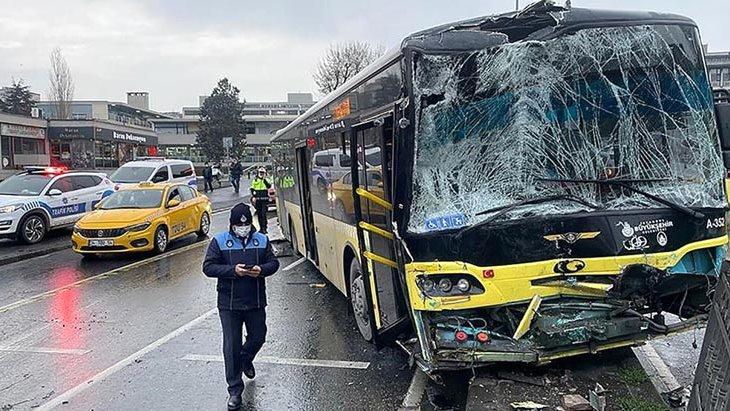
left=313, top=42, right=385, bottom=95
left=48, top=47, right=75, bottom=119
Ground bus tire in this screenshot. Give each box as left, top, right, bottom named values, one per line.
left=349, top=258, right=373, bottom=342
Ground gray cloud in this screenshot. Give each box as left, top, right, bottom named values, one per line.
left=0, top=0, right=727, bottom=111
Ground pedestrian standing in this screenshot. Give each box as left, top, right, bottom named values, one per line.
left=230, top=157, right=243, bottom=193
left=250, top=167, right=272, bottom=234
left=203, top=161, right=214, bottom=192
left=202, top=204, right=279, bottom=410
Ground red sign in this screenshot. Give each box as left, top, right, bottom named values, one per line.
left=306, top=137, right=316, bottom=148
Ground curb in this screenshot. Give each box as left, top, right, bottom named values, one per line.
left=0, top=243, right=70, bottom=267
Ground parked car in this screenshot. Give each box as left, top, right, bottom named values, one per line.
left=72, top=182, right=212, bottom=256
left=109, top=158, right=197, bottom=190
left=0, top=167, right=114, bottom=244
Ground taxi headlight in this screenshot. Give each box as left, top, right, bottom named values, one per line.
left=0, top=204, right=20, bottom=214
left=73, top=224, right=80, bottom=234
left=126, top=222, right=151, bottom=232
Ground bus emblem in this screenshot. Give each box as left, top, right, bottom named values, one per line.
left=543, top=231, right=600, bottom=244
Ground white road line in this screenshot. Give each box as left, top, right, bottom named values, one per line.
left=633, top=344, right=683, bottom=398
left=37, top=308, right=216, bottom=411
left=282, top=256, right=307, bottom=271
left=0, top=346, right=90, bottom=355
left=182, top=354, right=370, bottom=370
left=399, top=369, right=428, bottom=410
left=0, top=240, right=210, bottom=315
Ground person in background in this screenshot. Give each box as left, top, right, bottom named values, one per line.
left=203, top=162, right=214, bottom=192
left=250, top=167, right=272, bottom=234
left=230, top=157, right=243, bottom=193
left=212, top=163, right=222, bottom=187
left=202, top=204, right=279, bottom=410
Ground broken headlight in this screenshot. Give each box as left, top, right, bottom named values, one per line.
left=416, top=274, right=484, bottom=297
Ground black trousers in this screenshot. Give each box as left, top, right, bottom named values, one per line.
left=219, top=308, right=267, bottom=396
left=254, top=199, right=268, bottom=233
left=204, top=177, right=214, bottom=192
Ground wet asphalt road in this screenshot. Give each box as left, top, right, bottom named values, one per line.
left=0, top=211, right=413, bottom=410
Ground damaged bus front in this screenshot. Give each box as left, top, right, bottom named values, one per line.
left=394, top=5, right=729, bottom=371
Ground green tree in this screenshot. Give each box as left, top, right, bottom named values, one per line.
left=196, top=78, right=246, bottom=162
left=1, top=79, right=36, bottom=115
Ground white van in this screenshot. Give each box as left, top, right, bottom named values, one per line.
left=109, top=158, right=197, bottom=190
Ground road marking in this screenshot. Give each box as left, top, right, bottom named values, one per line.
left=0, top=240, right=210, bottom=315
left=182, top=354, right=370, bottom=370
left=633, top=344, right=684, bottom=402
left=282, top=256, right=307, bottom=271
left=37, top=308, right=216, bottom=411
left=399, top=369, right=428, bottom=410
left=0, top=346, right=90, bottom=355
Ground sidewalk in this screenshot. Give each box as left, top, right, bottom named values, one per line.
left=0, top=182, right=253, bottom=267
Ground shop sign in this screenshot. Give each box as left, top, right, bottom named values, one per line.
left=95, top=128, right=157, bottom=145
left=49, top=126, right=94, bottom=140
left=331, top=98, right=351, bottom=120
left=1, top=123, right=45, bottom=139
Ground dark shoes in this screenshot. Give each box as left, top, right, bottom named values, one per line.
left=243, top=361, right=256, bottom=379
left=227, top=394, right=242, bottom=410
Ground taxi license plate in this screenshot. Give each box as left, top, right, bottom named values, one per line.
left=89, top=239, right=114, bottom=247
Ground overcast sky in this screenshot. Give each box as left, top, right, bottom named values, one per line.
left=0, top=0, right=727, bottom=112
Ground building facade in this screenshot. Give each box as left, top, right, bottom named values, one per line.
left=151, top=93, right=314, bottom=165
left=37, top=92, right=169, bottom=168
left=0, top=112, right=48, bottom=173
left=707, top=50, right=730, bottom=89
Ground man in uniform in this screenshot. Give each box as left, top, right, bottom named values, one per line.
left=250, top=167, right=272, bottom=234
left=202, top=203, right=279, bottom=410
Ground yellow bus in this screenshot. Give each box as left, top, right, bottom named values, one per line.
left=272, top=2, right=730, bottom=374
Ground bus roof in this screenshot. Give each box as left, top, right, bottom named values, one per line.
left=275, top=1, right=696, bottom=141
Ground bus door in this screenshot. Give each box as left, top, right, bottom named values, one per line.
left=295, top=145, right=318, bottom=264
left=350, top=116, right=410, bottom=345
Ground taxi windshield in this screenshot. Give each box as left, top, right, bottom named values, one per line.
left=100, top=189, right=163, bottom=209
left=0, top=174, right=53, bottom=196
left=109, top=166, right=156, bottom=183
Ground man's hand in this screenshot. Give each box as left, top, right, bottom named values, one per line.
left=251, top=197, right=257, bottom=204
left=235, top=264, right=248, bottom=277
left=246, top=265, right=262, bottom=277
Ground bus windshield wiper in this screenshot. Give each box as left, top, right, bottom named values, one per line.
left=457, top=194, right=600, bottom=237
left=537, top=178, right=706, bottom=219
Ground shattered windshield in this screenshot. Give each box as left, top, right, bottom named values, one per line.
left=408, top=24, right=724, bottom=233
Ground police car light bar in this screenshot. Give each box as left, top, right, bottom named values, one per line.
left=135, top=157, right=166, bottom=161
left=24, top=166, right=69, bottom=174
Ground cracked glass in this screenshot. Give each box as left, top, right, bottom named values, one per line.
left=408, top=24, right=724, bottom=233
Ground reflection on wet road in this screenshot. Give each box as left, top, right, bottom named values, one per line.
left=0, top=211, right=411, bottom=410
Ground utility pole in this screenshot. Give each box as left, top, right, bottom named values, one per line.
left=516, top=0, right=519, bottom=10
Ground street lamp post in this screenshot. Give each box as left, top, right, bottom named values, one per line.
left=516, top=0, right=519, bottom=10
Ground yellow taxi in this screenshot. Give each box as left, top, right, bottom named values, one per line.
left=72, top=182, right=212, bottom=255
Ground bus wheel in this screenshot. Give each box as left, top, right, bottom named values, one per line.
left=349, top=258, right=373, bottom=342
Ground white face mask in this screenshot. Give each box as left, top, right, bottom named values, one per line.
left=233, top=225, right=251, bottom=238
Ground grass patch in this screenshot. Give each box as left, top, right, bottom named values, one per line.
left=618, top=366, right=649, bottom=385
left=616, top=396, right=667, bottom=411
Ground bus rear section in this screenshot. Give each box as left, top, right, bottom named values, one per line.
left=393, top=6, right=728, bottom=372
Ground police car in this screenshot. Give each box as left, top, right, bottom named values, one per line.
left=0, top=167, right=114, bottom=244
left=108, top=158, right=197, bottom=190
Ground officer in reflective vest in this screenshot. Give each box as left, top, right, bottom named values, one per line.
left=202, top=203, right=279, bottom=410
left=250, top=167, right=272, bottom=234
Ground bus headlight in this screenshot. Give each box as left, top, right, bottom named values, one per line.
left=417, top=274, right=484, bottom=296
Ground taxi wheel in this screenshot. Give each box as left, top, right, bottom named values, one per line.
left=18, top=214, right=46, bottom=244
left=153, top=226, right=168, bottom=254
left=349, top=258, right=373, bottom=342
left=196, top=212, right=210, bottom=238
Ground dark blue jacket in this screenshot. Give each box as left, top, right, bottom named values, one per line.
left=203, top=230, right=279, bottom=310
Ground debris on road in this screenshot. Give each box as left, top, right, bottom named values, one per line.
left=588, top=383, right=607, bottom=411
left=562, top=394, right=592, bottom=411
left=510, top=400, right=548, bottom=409
left=309, top=283, right=326, bottom=288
